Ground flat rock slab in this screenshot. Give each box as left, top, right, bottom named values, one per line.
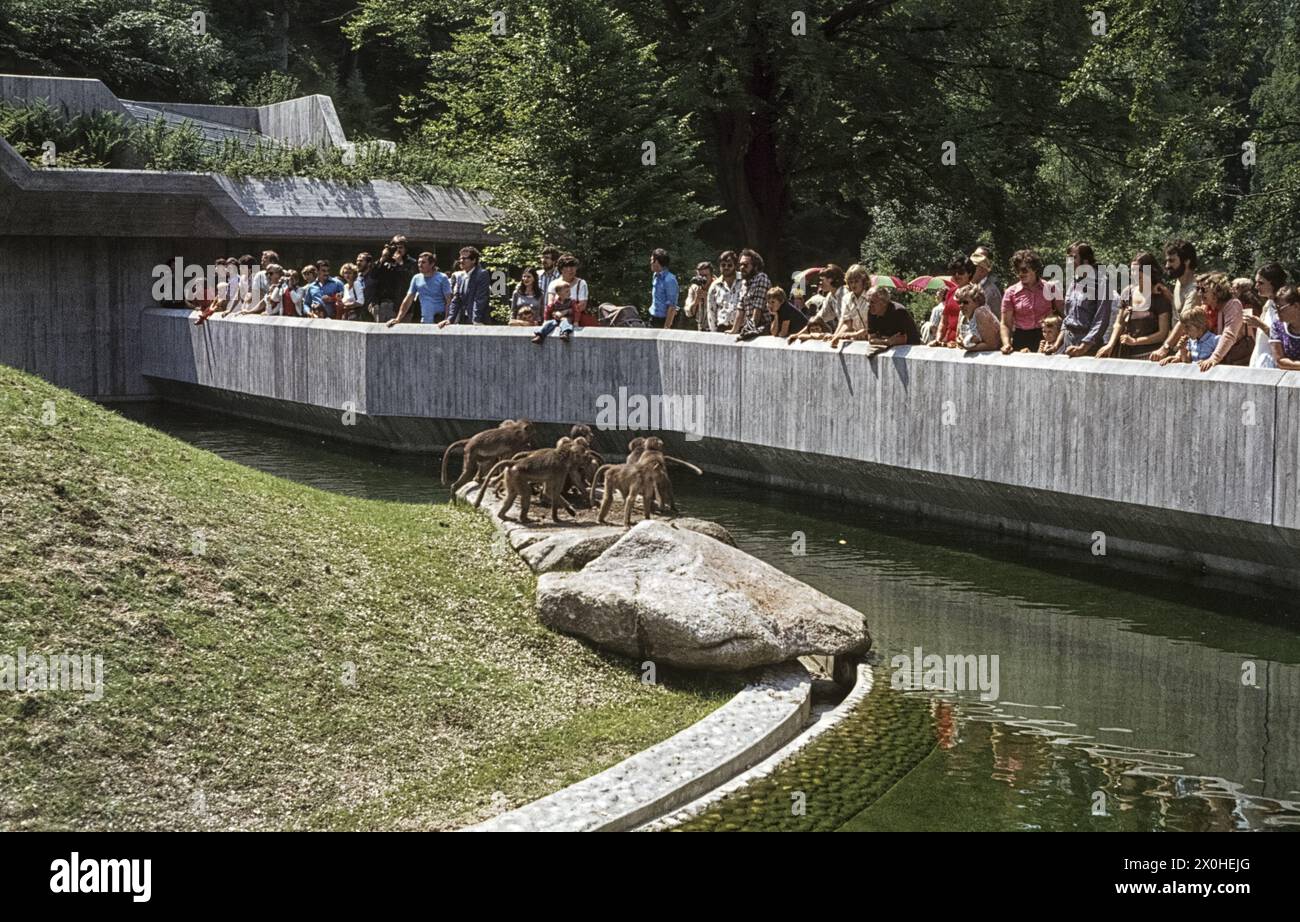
left=517, top=525, right=627, bottom=571
left=457, top=482, right=736, bottom=572
left=537, top=520, right=871, bottom=670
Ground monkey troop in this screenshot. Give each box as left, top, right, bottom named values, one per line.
left=474, top=435, right=598, bottom=524
left=445, top=421, right=700, bottom=526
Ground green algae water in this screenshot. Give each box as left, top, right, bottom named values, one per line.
left=119, top=404, right=1300, bottom=832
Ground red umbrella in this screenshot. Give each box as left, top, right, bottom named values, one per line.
left=869, top=274, right=908, bottom=290
left=908, top=275, right=955, bottom=292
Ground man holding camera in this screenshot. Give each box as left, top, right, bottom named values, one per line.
left=372, top=236, right=419, bottom=323
left=684, top=261, right=714, bottom=332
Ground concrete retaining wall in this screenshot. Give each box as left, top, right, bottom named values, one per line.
left=134, top=308, right=1300, bottom=586
left=3, top=74, right=347, bottom=150
left=258, top=95, right=348, bottom=148
left=0, top=74, right=130, bottom=118
left=0, top=136, right=496, bottom=242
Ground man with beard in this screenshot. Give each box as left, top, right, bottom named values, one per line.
left=538, top=246, right=562, bottom=302
left=731, top=248, right=772, bottom=338
left=1150, top=239, right=1201, bottom=363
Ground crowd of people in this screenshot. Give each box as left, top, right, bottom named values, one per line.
left=188, top=236, right=492, bottom=326
left=184, top=235, right=1300, bottom=372
left=658, top=239, right=1300, bottom=371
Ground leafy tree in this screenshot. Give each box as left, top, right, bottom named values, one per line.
left=420, top=0, right=717, bottom=303
left=241, top=72, right=303, bottom=107
left=0, top=0, right=231, bottom=101
left=1227, top=5, right=1300, bottom=268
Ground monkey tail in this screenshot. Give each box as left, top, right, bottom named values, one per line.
left=589, top=464, right=612, bottom=505
left=484, top=451, right=532, bottom=492
left=440, top=439, right=468, bottom=484
left=663, top=456, right=704, bottom=476
left=475, top=459, right=513, bottom=507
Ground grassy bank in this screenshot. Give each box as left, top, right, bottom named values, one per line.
left=0, top=366, right=738, bottom=830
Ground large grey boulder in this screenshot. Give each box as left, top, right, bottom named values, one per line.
left=536, top=520, right=871, bottom=670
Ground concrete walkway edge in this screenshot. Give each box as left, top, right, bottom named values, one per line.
left=640, top=662, right=874, bottom=831
left=467, top=662, right=812, bottom=832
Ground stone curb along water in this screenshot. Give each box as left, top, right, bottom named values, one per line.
left=458, top=481, right=871, bottom=671
left=467, top=661, right=813, bottom=832
left=639, top=662, right=875, bottom=831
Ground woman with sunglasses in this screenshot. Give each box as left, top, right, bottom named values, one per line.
left=929, top=283, right=1002, bottom=352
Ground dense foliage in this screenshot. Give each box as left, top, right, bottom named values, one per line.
left=3, top=0, right=1299, bottom=297
left=0, top=101, right=456, bottom=183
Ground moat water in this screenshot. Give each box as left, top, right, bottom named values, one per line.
left=120, top=403, right=1300, bottom=832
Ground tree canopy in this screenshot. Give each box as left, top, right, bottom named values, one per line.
left=3, top=0, right=1298, bottom=295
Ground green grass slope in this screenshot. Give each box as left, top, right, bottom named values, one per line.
left=0, top=366, right=738, bottom=830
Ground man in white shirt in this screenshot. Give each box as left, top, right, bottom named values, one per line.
left=247, top=249, right=279, bottom=317
left=707, top=250, right=743, bottom=332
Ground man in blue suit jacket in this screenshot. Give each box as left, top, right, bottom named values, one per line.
left=444, top=246, right=492, bottom=324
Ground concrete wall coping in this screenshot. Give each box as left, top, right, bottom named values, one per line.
left=0, top=74, right=495, bottom=240
left=145, top=307, right=1298, bottom=386
left=468, top=661, right=812, bottom=832
left=3, top=74, right=348, bottom=148
left=0, top=73, right=131, bottom=118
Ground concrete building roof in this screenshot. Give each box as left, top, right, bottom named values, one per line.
left=120, top=101, right=267, bottom=148
left=0, top=74, right=497, bottom=243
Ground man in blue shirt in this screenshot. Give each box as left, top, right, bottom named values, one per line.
left=304, top=259, right=346, bottom=318
left=387, top=252, right=452, bottom=326
left=649, top=248, right=680, bottom=329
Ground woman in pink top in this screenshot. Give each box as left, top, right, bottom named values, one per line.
left=999, top=249, right=1064, bottom=354
left=1190, top=272, right=1249, bottom=371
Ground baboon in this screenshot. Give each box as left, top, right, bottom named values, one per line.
left=630, top=436, right=702, bottom=514
left=589, top=437, right=703, bottom=525
left=569, top=423, right=595, bottom=443
left=441, top=419, right=535, bottom=497
left=586, top=438, right=647, bottom=521
left=477, top=437, right=602, bottom=506
left=478, top=437, right=588, bottom=523
left=591, top=459, right=659, bottom=526
left=561, top=436, right=604, bottom=507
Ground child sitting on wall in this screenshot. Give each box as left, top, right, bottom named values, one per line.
left=1034, top=315, right=1063, bottom=353
left=532, top=280, right=576, bottom=343
left=1160, top=305, right=1219, bottom=366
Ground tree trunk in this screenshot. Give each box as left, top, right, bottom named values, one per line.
left=707, top=70, right=793, bottom=282
left=277, top=2, right=290, bottom=74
